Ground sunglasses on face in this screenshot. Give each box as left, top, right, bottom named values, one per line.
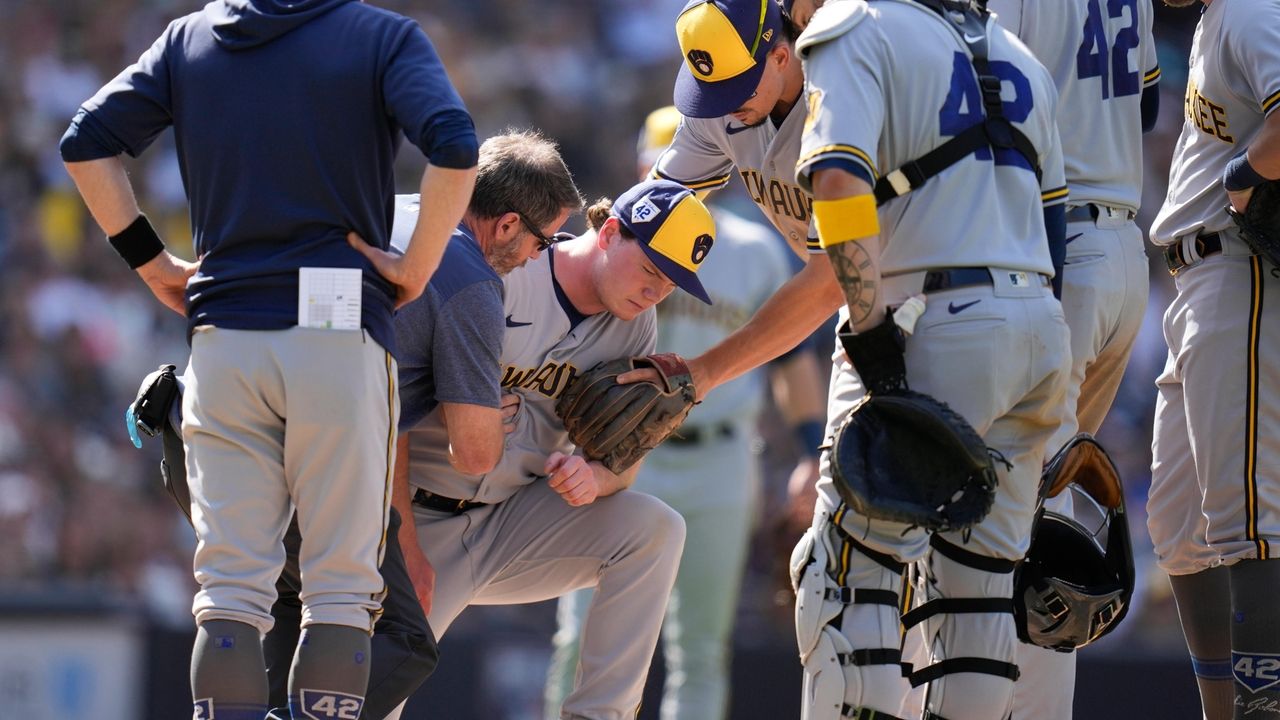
left=513, top=211, right=574, bottom=251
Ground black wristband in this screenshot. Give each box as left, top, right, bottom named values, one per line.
left=838, top=316, right=908, bottom=395
left=1224, top=153, right=1268, bottom=192
left=108, top=214, right=165, bottom=269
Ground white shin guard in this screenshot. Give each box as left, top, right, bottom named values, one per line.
left=794, top=521, right=911, bottom=718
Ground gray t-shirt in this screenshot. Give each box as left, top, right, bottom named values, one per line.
left=392, top=197, right=504, bottom=431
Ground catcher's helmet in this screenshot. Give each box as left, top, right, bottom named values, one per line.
left=1013, top=435, right=1134, bottom=652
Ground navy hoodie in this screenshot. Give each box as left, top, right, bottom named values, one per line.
left=60, top=0, right=478, bottom=356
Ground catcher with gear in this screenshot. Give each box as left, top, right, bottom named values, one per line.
left=127, top=365, right=438, bottom=720
left=790, top=0, right=1074, bottom=716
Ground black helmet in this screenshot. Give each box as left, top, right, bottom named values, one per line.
left=1013, top=435, right=1134, bottom=652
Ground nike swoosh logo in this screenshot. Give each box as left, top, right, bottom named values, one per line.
left=725, top=123, right=754, bottom=135
left=963, top=33, right=983, bottom=43
left=1065, top=233, right=1084, bottom=245
left=505, top=314, right=532, bottom=328
left=948, top=299, right=981, bottom=314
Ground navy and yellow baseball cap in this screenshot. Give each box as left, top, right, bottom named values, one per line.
left=674, top=0, right=783, bottom=118
left=612, top=179, right=716, bottom=304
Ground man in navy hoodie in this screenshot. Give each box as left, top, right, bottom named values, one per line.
left=59, top=2, right=478, bottom=718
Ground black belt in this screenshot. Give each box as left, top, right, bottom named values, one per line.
left=1163, top=232, right=1222, bottom=276
left=413, top=488, right=487, bottom=514
left=921, top=267, right=1049, bottom=293
left=1065, top=203, right=1135, bottom=224
left=667, top=421, right=735, bottom=446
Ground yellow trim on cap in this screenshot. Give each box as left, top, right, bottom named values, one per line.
left=641, top=106, right=683, bottom=154
left=748, top=0, right=768, bottom=56
left=813, top=194, right=879, bottom=248
left=677, top=2, right=757, bottom=82
left=647, top=193, right=717, bottom=272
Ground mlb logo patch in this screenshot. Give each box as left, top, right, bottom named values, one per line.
left=1007, top=271, right=1030, bottom=287
left=193, top=699, right=214, bottom=719
left=631, top=196, right=660, bottom=224
left=1233, top=652, right=1280, bottom=694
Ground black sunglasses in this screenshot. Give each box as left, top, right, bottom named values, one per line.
left=512, top=211, right=574, bottom=251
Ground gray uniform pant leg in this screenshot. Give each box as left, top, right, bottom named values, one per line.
left=185, top=327, right=396, bottom=633
left=415, top=480, right=686, bottom=720
left=1051, top=215, right=1150, bottom=445
left=1149, top=350, right=1217, bottom=576
left=1149, top=250, right=1280, bottom=572
left=547, top=433, right=760, bottom=720
left=1014, top=215, right=1148, bottom=720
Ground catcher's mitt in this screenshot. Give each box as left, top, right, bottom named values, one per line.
left=127, top=364, right=191, bottom=520
left=555, top=353, right=696, bottom=473
left=829, top=390, right=999, bottom=533
left=1228, top=180, right=1280, bottom=267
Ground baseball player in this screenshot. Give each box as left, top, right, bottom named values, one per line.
left=58, top=1, right=478, bottom=717
left=887, top=2, right=1161, bottom=718
left=1146, top=0, right=1280, bottom=718
left=385, top=178, right=718, bottom=720
left=793, top=0, right=1072, bottom=718
left=544, top=106, right=828, bottom=720
left=641, top=0, right=848, bottom=405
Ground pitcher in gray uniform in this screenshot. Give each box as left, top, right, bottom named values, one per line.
left=1147, top=0, right=1280, bottom=718
left=546, top=106, right=828, bottom=720
left=388, top=179, right=719, bottom=720
left=793, top=1, right=1072, bottom=718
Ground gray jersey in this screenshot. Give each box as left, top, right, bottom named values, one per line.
left=796, top=0, right=1069, bottom=276
left=653, top=108, right=820, bottom=258
left=655, top=207, right=794, bottom=425
left=987, top=0, right=1159, bottom=210
left=406, top=250, right=657, bottom=504
left=1151, top=0, right=1280, bottom=246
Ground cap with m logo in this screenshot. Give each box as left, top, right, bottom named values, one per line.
left=674, top=0, right=783, bottom=118
left=612, top=179, right=717, bottom=304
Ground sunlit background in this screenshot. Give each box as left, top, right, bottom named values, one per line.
left=0, top=1, right=1209, bottom=717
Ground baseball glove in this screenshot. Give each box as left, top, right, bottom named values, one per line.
left=127, top=364, right=191, bottom=520
left=1228, top=180, right=1280, bottom=267
left=555, top=353, right=696, bottom=474
left=829, top=390, right=1000, bottom=533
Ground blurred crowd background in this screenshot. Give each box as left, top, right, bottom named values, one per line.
left=0, top=0, right=1216, bottom=716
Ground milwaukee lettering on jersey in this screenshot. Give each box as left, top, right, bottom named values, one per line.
left=501, top=362, right=580, bottom=399
left=1185, top=80, right=1234, bottom=144
left=739, top=169, right=813, bottom=225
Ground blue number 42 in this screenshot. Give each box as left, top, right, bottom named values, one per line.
left=1077, top=0, right=1140, bottom=99
left=938, top=53, right=1034, bottom=171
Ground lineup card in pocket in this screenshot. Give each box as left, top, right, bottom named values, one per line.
left=298, top=267, right=362, bottom=330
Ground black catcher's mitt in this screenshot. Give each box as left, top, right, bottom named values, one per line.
left=555, top=353, right=696, bottom=474
left=127, top=364, right=190, bottom=519
left=829, top=390, right=999, bottom=533
left=1228, top=180, right=1280, bottom=267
